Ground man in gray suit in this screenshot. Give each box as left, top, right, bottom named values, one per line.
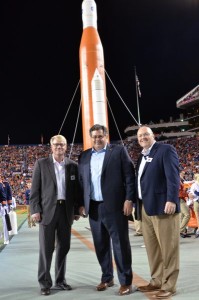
left=30, top=134, right=82, bottom=296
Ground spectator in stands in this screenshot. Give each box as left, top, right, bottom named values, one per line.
left=188, top=173, right=199, bottom=238
left=30, top=135, right=82, bottom=296
left=136, top=126, right=180, bottom=299
left=132, top=204, right=142, bottom=236
left=25, top=182, right=35, bottom=228
left=179, top=171, right=191, bottom=238
left=0, top=178, right=8, bottom=244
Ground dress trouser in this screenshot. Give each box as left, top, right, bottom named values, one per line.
left=142, top=205, right=180, bottom=293
left=89, top=200, right=132, bottom=285
left=180, top=199, right=190, bottom=233
left=38, top=202, right=71, bottom=288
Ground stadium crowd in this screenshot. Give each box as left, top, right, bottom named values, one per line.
left=0, top=136, right=198, bottom=205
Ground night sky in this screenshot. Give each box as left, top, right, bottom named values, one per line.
left=1, top=0, right=199, bottom=144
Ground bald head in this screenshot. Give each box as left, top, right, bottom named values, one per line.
left=137, top=126, right=155, bottom=150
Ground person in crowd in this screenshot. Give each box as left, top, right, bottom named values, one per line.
left=132, top=204, right=142, bottom=236
left=25, top=182, right=35, bottom=228
left=0, top=175, right=12, bottom=244
left=0, top=179, right=8, bottom=243
left=179, top=171, right=191, bottom=238
left=188, top=173, right=199, bottom=238
left=78, top=124, right=136, bottom=296
left=135, top=126, right=180, bottom=299
left=1, top=175, right=13, bottom=209
left=30, top=134, right=82, bottom=296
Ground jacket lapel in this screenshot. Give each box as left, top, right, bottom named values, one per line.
left=47, top=155, right=57, bottom=185
left=102, top=144, right=113, bottom=173
left=141, top=143, right=159, bottom=177
left=83, top=150, right=92, bottom=182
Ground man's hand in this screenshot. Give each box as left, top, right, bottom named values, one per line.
left=164, top=201, right=176, bottom=214
left=31, top=212, right=41, bottom=223
left=79, top=206, right=86, bottom=218
left=123, top=200, right=133, bottom=216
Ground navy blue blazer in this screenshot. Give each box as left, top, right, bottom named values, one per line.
left=78, top=144, right=136, bottom=216
left=136, top=142, right=180, bottom=217
left=0, top=183, right=6, bottom=204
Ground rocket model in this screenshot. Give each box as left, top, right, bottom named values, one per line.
left=79, top=0, right=109, bottom=150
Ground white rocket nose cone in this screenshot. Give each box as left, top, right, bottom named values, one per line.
left=82, top=0, right=97, bottom=29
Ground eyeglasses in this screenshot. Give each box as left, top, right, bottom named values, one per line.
left=91, top=135, right=105, bottom=140
left=52, top=143, right=66, bottom=147
left=138, top=132, right=151, bottom=138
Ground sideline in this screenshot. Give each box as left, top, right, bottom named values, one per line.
left=71, top=227, right=168, bottom=300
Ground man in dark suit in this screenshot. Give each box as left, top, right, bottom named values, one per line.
left=30, top=135, right=82, bottom=296
left=0, top=178, right=9, bottom=243
left=78, top=124, right=136, bottom=296
left=0, top=175, right=13, bottom=243
left=136, top=126, right=180, bottom=299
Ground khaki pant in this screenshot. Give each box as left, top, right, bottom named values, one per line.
left=142, top=205, right=180, bottom=293
left=27, top=205, right=36, bottom=228
left=180, top=199, right=190, bottom=233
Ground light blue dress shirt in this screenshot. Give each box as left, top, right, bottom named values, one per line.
left=90, top=146, right=106, bottom=201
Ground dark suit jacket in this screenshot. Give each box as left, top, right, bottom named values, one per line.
left=3, top=181, right=12, bottom=200
left=136, top=142, right=180, bottom=218
left=0, top=183, right=6, bottom=204
left=78, top=144, right=136, bottom=216
left=30, top=155, right=81, bottom=225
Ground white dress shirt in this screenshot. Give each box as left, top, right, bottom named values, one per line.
left=53, top=156, right=66, bottom=200
left=138, top=142, right=156, bottom=199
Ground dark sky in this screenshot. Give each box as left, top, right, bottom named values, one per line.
left=1, top=0, right=199, bottom=144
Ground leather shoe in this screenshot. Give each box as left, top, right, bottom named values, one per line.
left=56, top=283, right=72, bottom=290
left=96, top=279, right=114, bottom=291
left=138, top=283, right=160, bottom=292
left=155, top=290, right=176, bottom=299
left=40, top=288, right=50, bottom=296
left=118, top=285, right=132, bottom=296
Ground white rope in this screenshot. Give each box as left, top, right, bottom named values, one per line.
left=104, top=69, right=139, bottom=126
left=58, top=80, right=80, bottom=135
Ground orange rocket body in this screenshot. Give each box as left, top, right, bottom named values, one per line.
left=79, top=0, right=109, bottom=150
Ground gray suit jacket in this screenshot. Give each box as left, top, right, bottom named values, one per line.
left=30, top=155, right=81, bottom=225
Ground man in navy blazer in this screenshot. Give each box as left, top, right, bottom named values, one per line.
left=136, top=126, right=180, bottom=299
left=78, top=124, right=136, bottom=296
